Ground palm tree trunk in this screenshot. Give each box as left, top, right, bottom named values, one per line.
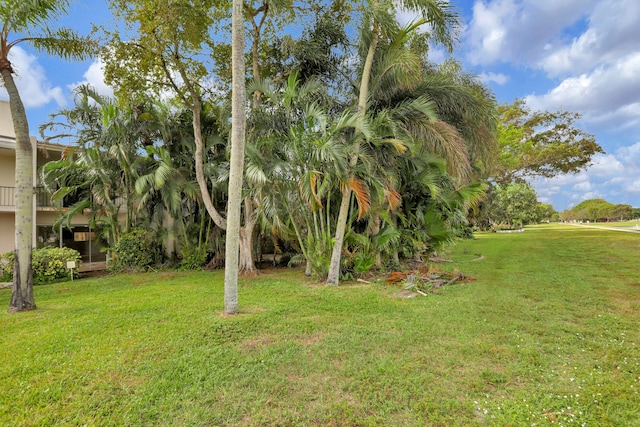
left=224, top=0, right=247, bottom=314
left=326, top=186, right=352, bottom=285
left=238, top=196, right=257, bottom=274
left=1, top=68, right=35, bottom=312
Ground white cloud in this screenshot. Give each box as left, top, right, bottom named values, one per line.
left=465, top=0, right=598, bottom=66
left=0, top=46, right=66, bottom=108
left=468, top=1, right=640, bottom=134
left=617, top=141, right=640, bottom=169
left=586, top=154, right=625, bottom=178
left=69, top=59, right=114, bottom=98
left=580, top=191, right=604, bottom=201
left=625, top=179, right=640, bottom=193
left=525, top=52, right=640, bottom=128
left=478, top=72, right=508, bottom=85
left=573, top=181, right=593, bottom=191
left=541, top=0, right=640, bottom=77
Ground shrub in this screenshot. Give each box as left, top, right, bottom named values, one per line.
left=491, top=223, right=525, bottom=232
left=178, top=245, right=208, bottom=270
left=111, top=228, right=163, bottom=271
left=0, top=247, right=82, bottom=285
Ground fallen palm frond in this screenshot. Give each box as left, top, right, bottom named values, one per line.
left=386, top=264, right=475, bottom=296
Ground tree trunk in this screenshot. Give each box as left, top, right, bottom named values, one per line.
left=238, top=196, right=257, bottom=274
left=238, top=225, right=255, bottom=274
left=305, top=259, right=312, bottom=276
left=224, top=0, right=247, bottom=315
left=191, top=95, right=227, bottom=230
left=1, top=68, right=36, bottom=312
left=326, top=187, right=352, bottom=285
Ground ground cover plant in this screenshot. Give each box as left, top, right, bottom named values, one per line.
left=1, top=224, right=639, bottom=425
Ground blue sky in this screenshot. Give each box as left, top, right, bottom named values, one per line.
left=2, top=0, right=639, bottom=211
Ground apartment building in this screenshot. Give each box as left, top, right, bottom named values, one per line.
left=0, top=100, right=106, bottom=267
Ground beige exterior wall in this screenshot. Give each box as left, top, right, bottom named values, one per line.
left=37, top=211, right=89, bottom=225
left=0, top=149, right=15, bottom=187
left=0, top=212, right=14, bottom=254
left=0, top=101, right=15, bottom=138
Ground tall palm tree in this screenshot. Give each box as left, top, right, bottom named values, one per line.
left=326, top=1, right=460, bottom=285
left=1, top=0, right=97, bottom=312
left=224, top=0, right=246, bottom=314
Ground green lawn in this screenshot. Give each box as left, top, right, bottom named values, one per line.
left=2, top=224, right=639, bottom=426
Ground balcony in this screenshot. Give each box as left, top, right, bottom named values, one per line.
left=0, top=186, right=126, bottom=212
left=0, top=186, right=59, bottom=209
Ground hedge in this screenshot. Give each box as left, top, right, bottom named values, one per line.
left=0, top=247, right=82, bottom=285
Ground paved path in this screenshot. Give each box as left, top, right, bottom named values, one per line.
left=567, top=223, right=640, bottom=233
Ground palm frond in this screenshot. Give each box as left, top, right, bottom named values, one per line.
left=347, top=178, right=370, bottom=219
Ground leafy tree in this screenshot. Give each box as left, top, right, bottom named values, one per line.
left=1, top=0, right=97, bottom=312
left=249, top=72, right=365, bottom=277
left=570, top=199, right=612, bottom=222
left=41, top=86, right=157, bottom=246
left=611, top=204, right=633, bottom=221
left=480, top=182, right=540, bottom=228
left=536, top=203, right=556, bottom=222
left=104, top=0, right=230, bottom=234
left=492, top=99, right=604, bottom=183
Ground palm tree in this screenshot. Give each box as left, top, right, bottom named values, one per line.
left=223, top=0, right=247, bottom=314
left=326, top=1, right=460, bottom=285
left=1, top=0, right=97, bottom=312
left=41, top=86, right=165, bottom=251
left=249, top=72, right=365, bottom=277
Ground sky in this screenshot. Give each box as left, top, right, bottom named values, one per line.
left=2, top=0, right=639, bottom=211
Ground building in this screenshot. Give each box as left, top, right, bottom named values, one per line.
left=0, top=100, right=107, bottom=269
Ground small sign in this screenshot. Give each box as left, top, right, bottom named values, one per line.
left=67, top=260, right=76, bottom=269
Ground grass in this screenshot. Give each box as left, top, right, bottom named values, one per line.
left=1, top=223, right=640, bottom=426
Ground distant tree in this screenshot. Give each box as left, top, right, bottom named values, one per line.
left=611, top=204, right=633, bottom=221
left=480, top=182, right=540, bottom=228
left=492, top=99, right=604, bottom=183
left=571, top=199, right=615, bottom=222
left=560, top=209, right=576, bottom=222
left=536, top=203, right=556, bottom=222
left=1, top=0, right=97, bottom=313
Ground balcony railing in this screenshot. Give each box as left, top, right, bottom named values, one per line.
left=0, top=186, right=58, bottom=208
left=0, top=186, right=126, bottom=210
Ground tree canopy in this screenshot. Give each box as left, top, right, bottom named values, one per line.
left=491, top=99, right=604, bottom=183
left=562, top=199, right=636, bottom=222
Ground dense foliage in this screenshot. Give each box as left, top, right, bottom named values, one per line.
left=0, top=247, right=81, bottom=284
left=475, top=182, right=553, bottom=230
left=110, top=228, right=163, bottom=271
left=34, top=1, right=604, bottom=287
